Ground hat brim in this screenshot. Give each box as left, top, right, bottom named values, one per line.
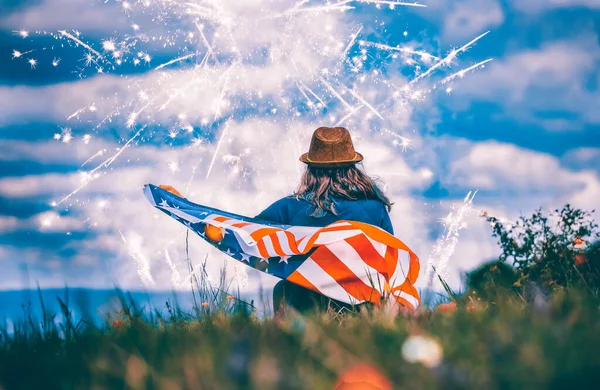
left=299, top=152, right=364, bottom=168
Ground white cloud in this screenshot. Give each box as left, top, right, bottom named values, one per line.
left=511, top=0, right=600, bottom=13
left=418, top=0, right=504, bottom=42
left=447, top=140, right=600, bottom=211
left=562, top=147, right=600, bottom=174
left=0, top=0, right=130, bottom=33
left=451, top=37, right=600, bottom=130
left=443, top=0, right=504, bottom=42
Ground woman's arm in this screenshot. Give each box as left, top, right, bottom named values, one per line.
left=380, top=208, right=394, bottom=235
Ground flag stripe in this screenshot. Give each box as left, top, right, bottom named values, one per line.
left=294, top=258, right=359, bottom=304
left=325, top=239, right=386, bottom=293
left=345, top=234, right=391, bottom=280
left=310, top=246, right=382, bottom=303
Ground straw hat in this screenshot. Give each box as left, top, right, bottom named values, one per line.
left=299, top=127, right=363, bottom=168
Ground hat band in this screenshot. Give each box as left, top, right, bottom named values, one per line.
left=305, top=153, right=361, bottom=164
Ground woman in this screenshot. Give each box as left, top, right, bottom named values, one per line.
left=256, top=126, right=394, bottom=314
left=158, top=127, right=394, bottom=313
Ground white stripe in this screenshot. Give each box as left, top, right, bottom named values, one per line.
left=276, top=231, right=294, bottom=255
left=286, top=226, right=319, bottom=240
left=295, top=259, right=361, bottom=305
left=314, top=229, right=362, bottom=245
left=389, top=250, right=411, bottom=289
left=297, top=234, right=315, bottom=253
left=325, top=239, right=387, bottom=294
left=239, top=223, right=275, bottom=235
left=365, top=235, right=387, bottom=259
left=220, top=218, right=247, bottom=227
left=234, top=235, right=262, bottom=257
left=161, top=207, right=203, bottom=224
left=262, top=235, right=277, bottom=257
left=394, top=289, right=419, bottom=309
left=326, top=221, right=353, bottom=228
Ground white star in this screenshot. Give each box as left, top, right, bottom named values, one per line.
left=279, top=256, right=290, bottom=264
left=260, top=258, right=270, bottom=264
left=240, top=253, right=251, bottom=263
left=224, top=249, right=235, bottom=257
left=199, top=211, right=209, bottom=216
left=158, top=199, right=169, bottom=208
left=184, top=221, right=193, bottom=228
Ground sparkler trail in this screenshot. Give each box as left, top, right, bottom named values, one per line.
left=53, top=126, right=147, bottom=207
left=164, top=248, right=183, bottom=286
left=284, top=0, right=355, bottom=15
left=360, top=41, right=440, bottom=61
left=119, top=230, right=156, bottom=287
left=425, top=191, right=478, bottom=288
left=356, top=0, right=426, bottom=7
left=320, top=77, right=353, bottom=110
left=347, top=88, right=383, bottom=120
left=155, top=52, right=198, bottom=70
left=340, top=27, right=363, bottom=62
left=334, top=103, right=364, bottom=126
left=410, top=31, right=490, bottom=86
left=58, top=30, right=103, bottom=59
left=205, top=120, right=230, bottom=180
left=440, top=58, right=493, bottom=85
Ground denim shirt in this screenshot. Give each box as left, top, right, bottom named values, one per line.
left=255, top=195, right=394, bottom=235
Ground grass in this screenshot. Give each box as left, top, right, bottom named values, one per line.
left=1, top=281, right=600, bottom=389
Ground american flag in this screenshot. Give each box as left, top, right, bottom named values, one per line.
left=144, top=184, right=420, bottom=309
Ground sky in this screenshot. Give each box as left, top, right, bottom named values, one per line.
left=0, top=0, right=599, bottom=298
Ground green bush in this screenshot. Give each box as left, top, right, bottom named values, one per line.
left=485, top=204, right=600, bottom=294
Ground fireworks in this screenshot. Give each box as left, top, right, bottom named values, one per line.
left=425, top=191, right=478, bottom=288
left=13, top=0, right=492, bottom=288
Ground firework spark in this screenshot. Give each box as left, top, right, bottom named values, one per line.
left=410, top=31, right=490, bottom=86
left=58, top=30, right=103, bottom=59
left=425, top=191, right=478, bottom=288
left=19, top=0, right=493, bottom=290
left=440, top=58, right=493, bottom=85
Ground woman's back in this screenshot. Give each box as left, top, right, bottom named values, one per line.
left=257, top=196, right=394, bottom=234
left=256, top=126, right=396, bottom=314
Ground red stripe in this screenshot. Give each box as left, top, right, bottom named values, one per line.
left=250, top=227, right=281, bottom=241
left=345, top=234, right=390, bottom=280
left=256, top=241, right=269, bottom=258
left=283, top=231, right=300, bottom=254
left=231, top=222, right=252, bottom=228
left=287, top=270, right=321, bottom=294
left=269, top=234, right=286, bottom=257
left=310, top=246, right=382, bottom=304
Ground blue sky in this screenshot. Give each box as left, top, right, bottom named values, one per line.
left=0, top=0, right=599, bottom=296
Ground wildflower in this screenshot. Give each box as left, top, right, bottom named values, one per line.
left=401, top=335, right=443, bottom=368
left=202, top=302, right=209, bottom=307
left=113, top=320, right=122, bottom=328
left=436, top=302, right=456, bottom=313
left=228, top=295, right=235, bottom=300
left=575, top=253, right=588, bottom=267
left=334, top=363, right=392, bottom=390
left=574, top=237, right=585, bottom=247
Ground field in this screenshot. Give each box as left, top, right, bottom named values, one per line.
left=1, top=206, right=599, bottom=389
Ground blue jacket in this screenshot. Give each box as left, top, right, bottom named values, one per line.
left=256, top=195, right=394, bottom=235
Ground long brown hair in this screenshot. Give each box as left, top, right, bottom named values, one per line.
left=295, top=165, right=392, bottom=216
